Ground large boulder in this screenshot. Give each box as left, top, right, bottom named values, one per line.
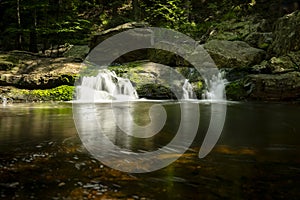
left=204, top=40, right=266, bottom=68
left=89, top=22, right=153, bottom=65
left=247, top=50, right=300, bottom=74
left=226, top=71, right=300, bottom=101
left=63, top=45, right=90, bottom=61
left=202, top=17, right=260, bottom=43
left=247, top=72, right=300, bottom=100
left=90, top=22, right=149, bottom=51
left=109, top=62, right=203, bottom=99
left=0, top=52, right=81, bottom=89
left=269, top=11, right=300, bottom=56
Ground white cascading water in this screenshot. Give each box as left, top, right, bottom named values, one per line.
left=181, top=72, right=227, bottom=101
left=182, top=79, right=195, bottom=99
left=203, top=72, right=227, bottom=100
left=1, top=97, right=7, bottom=106
left=75, top=69, right=227, bottom=102
left=76, top=69, right=138, bottom=102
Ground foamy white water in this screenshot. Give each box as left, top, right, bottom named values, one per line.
left=75, top=69, right=138, bottom=102
left=203, top=72, right=228, bottom=101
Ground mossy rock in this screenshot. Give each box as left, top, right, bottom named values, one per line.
left=8, top=85, right=75, bottom=102
left=136, top=84, right=177, bottom=99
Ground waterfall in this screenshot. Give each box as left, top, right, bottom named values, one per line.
left=76, top=69, right=138, bottom=102
left=182, top=79, right=195, bottom=99
left=1, top=97, right=7, bottom=106
left=203, top=72, right=227, bottom=100
left=0, top=96, right=13, bottom=106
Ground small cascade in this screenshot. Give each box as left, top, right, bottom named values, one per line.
left=76, top=69, right=138, bottom=102
left=1, top=97, right=13, bottom=106
left=2, top=97, right=7, bottom=106
left=203, top=72, right=227, bottom=100
left=182, top=79, right=195, bottom=99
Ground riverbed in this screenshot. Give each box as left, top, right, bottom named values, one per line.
left=0, top=101, right=300, bottom=199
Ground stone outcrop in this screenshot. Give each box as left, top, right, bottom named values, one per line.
left=0, top=52, right=81, bottom=90
left=90, top=22, right=149, bottom=51
left=204, top=40, right=266, bottom=68
left=225, top=50, right=300, bottom=101
left=247, top=72, right=300, bottom=100
left=202, top=17, right=260, bottom=43
left=269, top=11, right=300, bottom=55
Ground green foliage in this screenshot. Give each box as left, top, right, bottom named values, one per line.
left=108, top=61, right=144, bottom=76
left=142, top=0, right=192, bottom=32
left=0, top=0, right=92, bottom=52
left=225, top=80, right=248, bottom=100
left=0, top=0, right=268, bottom=53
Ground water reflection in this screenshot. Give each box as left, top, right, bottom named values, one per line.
left=73, top=101, right=200, bottom=173
left=0, top=103, right=75, bottom=151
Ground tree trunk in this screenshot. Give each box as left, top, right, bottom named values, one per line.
left=29, top=6, right=38, bottom=53
left=184, top=0, right=191, bottom=22
left=16, top=0, right=22, bottom=50
left=42, top=0, right=50, bottom=54
left=133, top=0, right=140, bottom=21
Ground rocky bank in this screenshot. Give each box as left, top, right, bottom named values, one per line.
left=1, top=11, right=300, bottom=102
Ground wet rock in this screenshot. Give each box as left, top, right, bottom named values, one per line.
left=225, top=79, right=252, bottom=101
left=247, top=71, right=300, bottom=100
left=58, top=182, right=66, bottom=187
left=269, top=11, right=300, bottom=55
left=137, top=84, right=176, bottom=99
left=204, top=40, right=266, bottom=68
left=110, top=62, right=202, bottom=99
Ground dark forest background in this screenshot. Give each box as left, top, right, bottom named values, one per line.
left=0, top=0, right=298, bottom=53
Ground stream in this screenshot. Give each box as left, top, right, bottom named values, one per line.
left=0, top=101, right=300, bottom=199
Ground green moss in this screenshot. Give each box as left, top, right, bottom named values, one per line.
left=136, top=84, right=176, bottom=99
left=258, top=43, right=269, bottom=49
left=108, top=61, right=145, bottom=76
left=225, top=80, right=248, bottom=100
left=11, top=85, right=75, bottom=101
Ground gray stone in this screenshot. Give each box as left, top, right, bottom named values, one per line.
left=204, top=40, right=266, bottom=68
left=63, top=45, right=90, bottom=61
left=203, top=18, right=259, bottom=42
left=90, top=22, right=149, bottom=51
left=245, top=32, right=273, bottom=50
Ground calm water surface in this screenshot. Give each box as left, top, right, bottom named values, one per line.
left=0, top=101, right=300, bottom=199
